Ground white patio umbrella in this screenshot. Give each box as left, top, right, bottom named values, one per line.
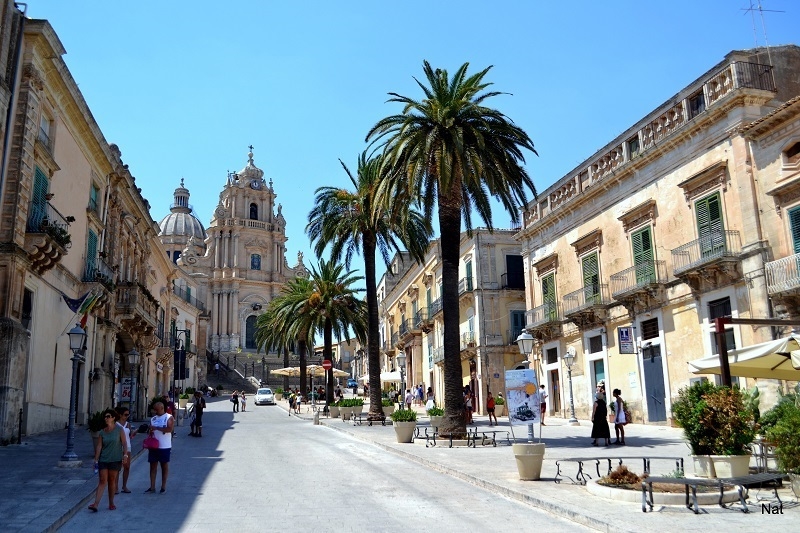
left=379, top=371, right=402, bottom=383
left=270, top=367, right=302, bottom=377
left=688, top=333, right=800, bottom=381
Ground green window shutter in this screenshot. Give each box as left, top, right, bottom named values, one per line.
left=632, top=227, right=655, bottom=284
left=87, top=230, right=98, bottom=277
left=790, top=207, right=800, bottom=254
left=29, top=167, right=50, bottom=229
left=542, top=273, right=556, bottom=320
left=696, top=193, right=724, bottom=256
left=465, top=261, right=473, bottom=291
left=582, top=253, right=599, bottom=303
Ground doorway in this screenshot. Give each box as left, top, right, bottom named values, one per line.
left=549, top=369, right=561, bottom=414
left=642, top=345, right=667, bottom=422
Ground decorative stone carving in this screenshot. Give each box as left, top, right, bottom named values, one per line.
left=570, top=229, right=602, bottom=257
left=677, top=161, right=728, bottom=204
left=618, top=199, right=657, bottom=232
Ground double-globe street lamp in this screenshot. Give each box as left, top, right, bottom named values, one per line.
left=60, top=324, right=87, bottom=464
left=563, top=346, right=580, bottom=426
left=396, top=351, right=406, bottom=407
left=515, top=331, right=538, bottom=441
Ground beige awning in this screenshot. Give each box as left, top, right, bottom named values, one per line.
left=688, top=333, right=800, bottom=380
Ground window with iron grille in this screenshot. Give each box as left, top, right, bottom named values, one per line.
left=588, top=335, right=602, bottom=354
left=641, top=318, right=659, bottom=340
left=709, top=297, right=735, bottom=353
left=546, top=347, right=558, bottom=365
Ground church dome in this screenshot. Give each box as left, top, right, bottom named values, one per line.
left=238, top=147, right=265, bottom=182
left=158, top=179, right=207, bottom=240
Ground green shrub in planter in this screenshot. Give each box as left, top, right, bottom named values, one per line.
left=427, top=406, right=444, bottom=417
left=759, top=390, right=798, bottom=434
left=699, top=387, right=754, bottom=456
left=87, top=411, right=106, bottom=433
left=381, top=399, right=394, bottom=407
left=764, top=397, right=800, bottom=474
left=179, top=393, right=190, bottom=400
left=494, top=395, right=505, bottom=405
left=275, top=388, right=284, bottom=395
left=352, top=398, right=364, bottom=406
left=671, top=381, right=716, bottom=455
left=185, top=387, right=196, bottom=395
left=390, top=408, right=417, bottom=422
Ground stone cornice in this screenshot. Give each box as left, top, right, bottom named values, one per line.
left=618, top=199, right=657, bottom=233
left=677, top=160, right=728, bottom=203
left=532, top=253, right=558, bottom=277
left=570, top=229, right=602, bottom=257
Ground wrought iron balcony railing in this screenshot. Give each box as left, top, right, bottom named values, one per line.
left=563, top=284, right=610, bottom=316
left=525, top=301, right=561, bottom=329
left=500, top=272, right=525, bottom=290
left=610, top=260, right=667, bottom=298
left=173, top=285, right=206, bottom=312
left=27, top=200, right=72, bottom=248
left=460, top=331, right=477, bottom=350
left=82, top=256, right=115, bottom=286
left=671, top=231, right=741, bottom=276
left=765, top=253, right=800, bottom=294
left=432, top=346, right=444, bottom=364
left=458, top=277, right=474, bottom=294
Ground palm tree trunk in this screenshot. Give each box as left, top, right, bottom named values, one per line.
left=363, top=235, right=384, bottom=420
left=324, top=319, right=334, bottom=405
left=298, top=336, right=308, bottom=398
left=438, top=195, right=467, bottom=437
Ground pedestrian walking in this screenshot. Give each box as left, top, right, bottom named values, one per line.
left=145, top=400, right=174, bottom=494
left=425, top=386, right=435, bottom=410
left=189, top=391, right=206, bottom=437
left=288, top=391, right=295, bottom=415
left=240, top=392, right=247, bottom=412
left=231, top=390, right=239, bottom=412
left=612, top=388, right=627, bottom=445
left=539, top=384, right=548, bottom=425
left=463, top=386, right=473, bottom=424
left=294, top=393, right=302, bottom=414
left=214, top=362, right=220, bottom=376
left=590, top=391, right=611, bottom=446
left=404, top=389, right=413, bottom=410
left=88, top=408, right=128, bottom=512
left=487, top=390, right=497, bottom=426
left=114, top=406, right=136, bottom=493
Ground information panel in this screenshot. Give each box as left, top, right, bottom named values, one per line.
left=504, top=369, right=540, bottom=427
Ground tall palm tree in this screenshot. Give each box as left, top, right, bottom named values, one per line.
left=367, top=61, right=537, bottom=436
left=307, top=152, right=431, bottom=420
left=254, top=304, right=294, bottom=391
left=305, top=259, right=368, bottom=406
left=255, top=277, right=316, bottom=397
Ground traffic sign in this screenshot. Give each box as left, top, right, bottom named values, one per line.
left=322, top=359, right=332, bottom=370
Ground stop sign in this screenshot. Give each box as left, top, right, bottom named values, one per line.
left=322, top=359, right=332, bottom=370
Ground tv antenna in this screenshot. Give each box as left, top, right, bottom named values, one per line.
left=741, top=1, right=785, bottom=67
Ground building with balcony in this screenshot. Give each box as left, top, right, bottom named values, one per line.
left=516, top=46, right=800, bottom=424
left=378, top=230, right=527, bottom=413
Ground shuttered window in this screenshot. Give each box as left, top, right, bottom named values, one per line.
left=632, top=226, right=655, bottom=285
left=29, top=167, right=50, bottom=229
left=789, top=206, right=800, bottom=254
left=582, top=253, right=599, bottom=303
left=696, top=193, right=724, bottom=257
left=86, top=230, right=98, bottom=277
left=465, top=261, right=473, bottom=291
left=542, top=273, right=556, bottom=320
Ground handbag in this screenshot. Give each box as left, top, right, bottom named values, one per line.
left=142, top=435, right=159, bottom=450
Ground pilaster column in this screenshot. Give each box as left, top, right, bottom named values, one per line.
left=215, top=232, right=221, bottom=267
left=223, top=231, right=230, bottom=268
left=233, top=234, right=239, bottom=268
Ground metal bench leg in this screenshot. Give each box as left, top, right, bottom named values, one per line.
left=555, top=461, right=563, bottom=484
left=737, top=485, right=749, bottom=513
left=691, top=485, right=700, bottom=514
left=685, top=483, right=690, bottom=510
left=642, top=482, right=649, bottom=512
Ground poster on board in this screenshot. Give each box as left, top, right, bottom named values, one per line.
left=618, top=326, right=636, bottom=354
left=504, top=369, right=540, bottom=427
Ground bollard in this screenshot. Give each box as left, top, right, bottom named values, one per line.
left=313, top=410, right=320, bottom=425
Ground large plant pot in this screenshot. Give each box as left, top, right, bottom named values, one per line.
left=275, top=393, right=283, bottom=401
left=382, top=405, right=395, bottom=416
left=179, top=398, right=189, bottom=409
left=691, top=455, right=716, bottom=478
left=710, top=455, right=750, bottom=478
left=329, top=405, right=340, bottom=418
left=353, top=405, right=364, bottom=416
left=513, top=443, right=546, bottom=481
left=607, top=413, right=616, bottom=423
left=429, top=415, right=443, bottom=429
left=340, top=406, right=353, bottom=420
left=496, top=404, right=505, bottom=417
left=393, top=421, right=417, bottom=443
left=790, top=473, right=800, bottom=498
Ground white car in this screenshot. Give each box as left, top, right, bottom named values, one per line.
left=254, top=388, right=275, bottom=405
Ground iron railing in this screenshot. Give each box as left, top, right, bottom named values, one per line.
left=414, top=308, right=430, bottom=328
left=610, top=260, right=668, bottom=297
left=671, top=231, right=741, bottom=275
left=27, top=200, right=71, bottom=248
left=458, top=277, right=474, bottom=294
left=508, top=327, right=523, bottom=345
left=82, top=256, right=114, bottom=285
left=525, top=301, right=560, bottom=329
left=501, top=272, right=525, bottom=290
left=460, top=331, right=476, bottom=350
left=432, top=346, right=444, bottom=364
left=733, top=61, right=776, bottom=92
left=563, top=284, right=610, bottom=315
left=173, top=285, right=206, bottom=312
left=765, top=253, right=800, bottom=294
left=429, top=297, right=443, bottom=316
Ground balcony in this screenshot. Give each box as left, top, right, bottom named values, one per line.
left=24, top=201, right=71, bottom=274
left=115, top=282, right=159, bottom=336
left=765, top=253, right=800, bottom=316
left=610, top=260, right=668, bottom=316
left=430, top=296, right=443, bottom=317
left=525, top=301, right=562, bottom=340
left=460, top=331, right=477, bottom=352
left=432, top=346, right=444, bottom=365
left=671, top=231, right=742, bottom=296
left=173, top=285, right=206, bottom=312
left=500, top=272, right=525, bottom=290
left=399, top=318, right=415, bottom=343
left=391, top=331, right=400, bottom=348
left=563, top=284, right=611, bottom=329
left=381, top=339, right=395, bottom=356
left=83, top=256, right=115, bottom=288
left=413, top=308, right=433, bottom=333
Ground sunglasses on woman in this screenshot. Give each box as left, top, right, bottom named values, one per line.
left=104, top=414, right=114, bottom=419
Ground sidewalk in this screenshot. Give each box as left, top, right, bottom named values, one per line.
left=292, top=397, right=798, bottom=532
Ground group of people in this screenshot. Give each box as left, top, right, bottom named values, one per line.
left=590, top=381, right=627, bottom=446
left=230, top=390, right=246, bottom=412
left=88, top=399, right=175, bottom=513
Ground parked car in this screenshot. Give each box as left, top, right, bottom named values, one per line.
left=254, top=388, right=275, bottom=405
left=347, top=379, right=358, bottom=389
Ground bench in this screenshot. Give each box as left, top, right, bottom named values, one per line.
left=642, top=472, right=784, bottom=514
left=352, top=413, right=387, bottom=426
left=417, top=426, right=511, bottom=448
left=555, top=456, right=685, bottom=485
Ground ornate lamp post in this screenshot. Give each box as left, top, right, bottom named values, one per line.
left=515, top=331, right=537, bottom=441
left=128, top=348, right=140, bottom=420
left=60, top=324, right=87, bottom=464
left=563, top=346, right=580, bottom=426
left=396, top=351, right=406, bottom=406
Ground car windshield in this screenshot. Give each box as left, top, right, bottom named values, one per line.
left=257, top=389, right=272, bottom=394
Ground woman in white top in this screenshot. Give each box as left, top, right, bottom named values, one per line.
left=114, top=406, right=136, bottom=493
left=240, top=392, right=247, bottom=412
left=612, top=388, right=626, bottom=445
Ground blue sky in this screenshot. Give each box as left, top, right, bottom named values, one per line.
left=28, top=1, right=797, bottom=278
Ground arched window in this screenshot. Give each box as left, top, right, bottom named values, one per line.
left=249, top=203, right=258, bottom=220
left=245, top=315, right=257, bottom=349
left=251, top=254, right=261, bottom=270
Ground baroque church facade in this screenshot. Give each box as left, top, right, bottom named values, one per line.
left=158, top=148, right=307, bottom=366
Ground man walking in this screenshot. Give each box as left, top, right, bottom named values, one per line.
left=189, top=391, right=206, bottom=437
left=146, top=400, right=174, bottom=494
left=539, top=384, right=548, bottom=425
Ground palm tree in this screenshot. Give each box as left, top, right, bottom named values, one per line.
left=255, top=277, right=316, bottom=398
left=305, top=259, right=368, bottom=406
left=307, top=152, right=431, bottom=420
left=367, top=61, right=537, bottom=436
left=254, top=304, right=294, bottom=392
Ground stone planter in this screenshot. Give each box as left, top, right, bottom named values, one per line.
left=393, top=421, right=416, bottom=443
left=275, top=393, right=283, bottom=401
left=179, top=398, right=189, bottom=409
left=709, top=455, right=750, bottom=478
left=382, top=405, right=395, bottom=416
left=353, top=404, right=364, bottom=416
left=340, top=406, right=353, bottom=420
left=691, top=455, right=716, bottom=478
left=429, top=415, right=443, bottom=429
left=512, top=442, right=545, bottom=481
left=607, top=413, right=617, bottom=423
left=790, top=473, right=800, bottom=498
left=495, top=404, right=505, bottom=417
left=329, top=405, right=340, bottom=418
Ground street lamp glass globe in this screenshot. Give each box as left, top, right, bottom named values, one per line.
left=396, top=352, right=406, bottom=369
left=67, top=325, right=86, bottom=352
left=564, top=346, right=576, bottom=368
left=128, top=348, right=140, bottom=366
left=516, top=331, right=534, bottom=356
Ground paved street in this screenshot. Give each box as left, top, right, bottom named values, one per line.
left=57, top=397, right=587, bottom=532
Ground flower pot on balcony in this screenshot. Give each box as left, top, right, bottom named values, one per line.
left=512, top=443, right=546, bottom=481
left=393, top=421, right=416, bottom=443
left=709, top=455, right=750, bottom=478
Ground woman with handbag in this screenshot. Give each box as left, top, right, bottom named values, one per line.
left=612, top=389, right=627, bottom=445
left=88, top=409, right=128, bottom=512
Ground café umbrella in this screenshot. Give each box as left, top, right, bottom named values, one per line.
left=688, top=333, right=800, bottom=381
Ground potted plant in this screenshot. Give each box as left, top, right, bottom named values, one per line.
left=274, top=388, right=284, bottom=401
left=427, top=406, right=444, bottom=429
left=512, top=439, right=546, bottom=481
left=340, top=398, right=353, bottom=420
left=672, top=381, right=717, bottom=477
left=329, top=400, right=340, bottom=418
left=700, top=386, right=755, bottom=478
left=495, top=394, right=506, bottom=417
left=763, top=390, right=800, bottom=496
left=352, top=397, right=364, bottom=416
left=390, top=408, right=417, bottom=443
left=87, top=410, right=105, bottom=444
left=178, top=393, right=190, bottom=409
left=382, top=398, right=395, bottom=417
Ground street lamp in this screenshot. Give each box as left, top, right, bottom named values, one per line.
left=173, top=329, right=190, bottom=424
left=128, top=348, right=140, bottom=420
left=563, top=346, right=580, bottom=426
left=60, top=324, right=86, bottom=464
left=515, top=331, right=538, bottom=441
left=396, top=351, right=406, bottom=406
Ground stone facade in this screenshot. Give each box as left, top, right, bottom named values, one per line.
left=515, top=46, right=800, bottom=424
